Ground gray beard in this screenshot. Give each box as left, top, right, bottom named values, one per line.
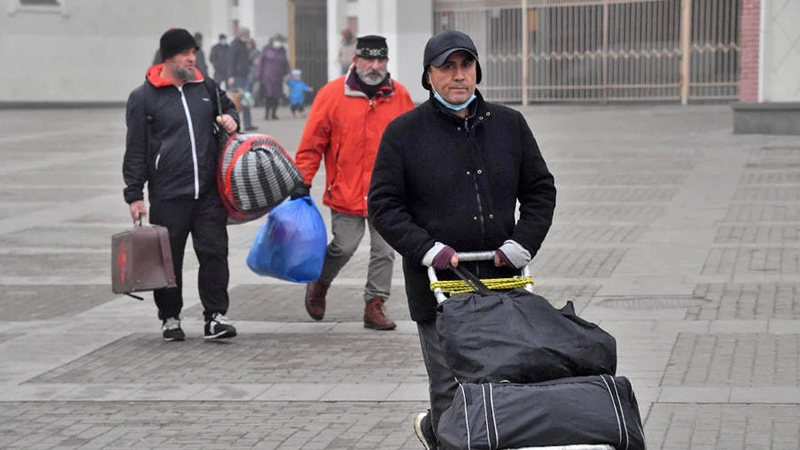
left=356, top=67, right=386, bottom=86
left=171, top=64, right=197, bottom=82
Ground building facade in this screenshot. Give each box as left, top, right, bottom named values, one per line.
left=0, top=0, right=287, bottom=106
left=733, top=0, right=800, bottom=134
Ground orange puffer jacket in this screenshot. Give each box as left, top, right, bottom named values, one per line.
left=295, top=73, right=414, bottom=217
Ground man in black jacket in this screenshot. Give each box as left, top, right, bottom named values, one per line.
left=368, top=30, right=556, bottom=450
left=227, top=27, right=257, bottom=131
left=123, top=28, right=240, bottom=342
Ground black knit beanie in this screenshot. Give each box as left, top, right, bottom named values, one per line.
left=160, top=28, right=198, bottom=62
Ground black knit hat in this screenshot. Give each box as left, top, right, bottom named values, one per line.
left=160, top=28, right=199, bottom=62
left=355, top=35, right=388, bottom=59
left=421, top=30, right=482, bottom=91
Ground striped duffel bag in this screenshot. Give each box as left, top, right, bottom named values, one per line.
left=217, top=133, right=303, bottom=224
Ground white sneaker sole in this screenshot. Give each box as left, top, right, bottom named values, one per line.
left=204, top=329, right=236, bottom=340
left=413, top=412, right=431, bottom=450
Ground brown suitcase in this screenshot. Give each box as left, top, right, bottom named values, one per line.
left=111, top=222, right=177, bottom=300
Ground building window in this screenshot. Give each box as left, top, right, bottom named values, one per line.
left=8, top=0, right=69, bottom=16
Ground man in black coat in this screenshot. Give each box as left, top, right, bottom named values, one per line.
left=227, top=27, right=257, bottom=131
left=368, top=30, right=556, bottom=450
left=124, top=29, right=240, bottom=342
left=209, top=33, right=231, bottom=88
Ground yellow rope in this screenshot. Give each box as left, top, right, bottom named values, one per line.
left=430, top=277, right=534, bottom=295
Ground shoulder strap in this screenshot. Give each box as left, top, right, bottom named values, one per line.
left=203, top=77, right=221, bottom=117
left=142, top=81, right=158, bottom=149
left=143, top=80, right=158, bottom=125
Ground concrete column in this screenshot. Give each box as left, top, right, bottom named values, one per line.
left=238, top=0, right=255, bottom=34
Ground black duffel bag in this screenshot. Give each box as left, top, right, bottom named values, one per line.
left=436, top=267, right=617, bottom=384
left=438, top=375, right=646, bottom=450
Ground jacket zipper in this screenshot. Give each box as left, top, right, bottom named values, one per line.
left=464, top=118, right=487, bottom=265
left=177, top=85, right=200, bottom=199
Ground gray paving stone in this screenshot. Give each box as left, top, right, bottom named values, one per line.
left=557, top=186, right=679, bottom=203
left=0, top=186, right=110, bottom=202
left=722, top=203, right=800, bottom=223
left=0, top=401, right=428, bottom=450
left=740, top=171, right=800, bottom=184
left=663, top=333, right=800, bottom=386
left=0, top=253, right=108, bottom=278
left=529, top=247, right=627, bottom=277
left=702, top=248, right=800, bottom=275
left=0, top=225, right=125, bottom=249
left=28, top=333, right=426, bottom=385
left=646, top=404, right=800, bottom=450
left=690, top=283, right=800, bottom=320
left=545, top=224, right=644, bottom=244
left=554, top=204, right=665, bottom=222
left=734, top=186, right=800, bottom=201
left=714, top=224, right=800, bottom=244
left=1, top=284, right=117, bottom=321
left=204, top=283, right=412, bottom=323
left=556, top=172, right=689, bottom=186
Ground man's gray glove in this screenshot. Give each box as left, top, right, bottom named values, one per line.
left=495, top=240, right=531, bottom=269
left=290, top=183, right=311, bottom=200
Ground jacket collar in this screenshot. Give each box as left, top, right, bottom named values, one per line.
left=428, top=89, right=490, bottom=128
left=146, top=64, right=204, bottom=88
left=344, top=67, right=396, bottom=99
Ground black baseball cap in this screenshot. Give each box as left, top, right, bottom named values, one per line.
left=421, top=30, right=482, bottom=90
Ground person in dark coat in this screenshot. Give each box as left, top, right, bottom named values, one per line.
left=228, top=27, right=257, bottom=131
left=367, top=30, right=556, bottom=450
left=193, top=32, right=209, bottom=77
left=209, top=33, right=231, bottom=87
left=124, top=29, right=241, bottom=342
left=258, top=34, right=290, bottom=120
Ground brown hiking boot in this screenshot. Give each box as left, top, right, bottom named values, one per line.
left=304, top=280, right=330, bottom=321
left=364, top=297, right=397, bottom=330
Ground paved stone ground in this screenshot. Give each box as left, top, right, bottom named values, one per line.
left=1, top=102, right=800, bottom=449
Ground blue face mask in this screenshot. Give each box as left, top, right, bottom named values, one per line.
left=431, top=85, right=476, bottom=111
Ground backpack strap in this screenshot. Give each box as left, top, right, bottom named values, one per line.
left=142, top=81, right=158, bottom=150
left=203, top=77, right=221, bottom=117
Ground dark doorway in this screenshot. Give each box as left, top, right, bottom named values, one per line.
left=290, top=0, right=328, bottom=92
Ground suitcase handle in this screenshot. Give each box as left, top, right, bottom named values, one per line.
left=427, top=251, right=533, bottom=303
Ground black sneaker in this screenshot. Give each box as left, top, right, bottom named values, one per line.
left=204, top=313, right=237, bottom=340
left=162, top=317, right=185, bottom=342
left=413, top=411, right=438, bottom=450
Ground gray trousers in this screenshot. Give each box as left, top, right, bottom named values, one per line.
left=417, top=320, right=459, bottom=441
left=320, top=210, right=394, bottom=302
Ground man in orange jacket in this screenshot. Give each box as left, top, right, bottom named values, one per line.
left=292, top=35, right=414, bottom=330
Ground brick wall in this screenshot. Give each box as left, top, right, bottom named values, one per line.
left=739, top=0, right=760, bottom=102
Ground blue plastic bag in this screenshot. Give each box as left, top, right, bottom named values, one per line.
left=246, top=196, right=327, bottom=282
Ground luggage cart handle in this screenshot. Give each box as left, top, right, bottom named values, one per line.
left=428, top=251, right=533, bottom=303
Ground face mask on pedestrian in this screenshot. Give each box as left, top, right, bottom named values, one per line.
left=273, top=41, right=284, bottom=49
left=220, top=39, right=227, bottom=45
left=429, top=82, right=476, bottom=111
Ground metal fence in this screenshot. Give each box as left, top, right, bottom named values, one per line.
left=433, top=0, right=741, bottom=103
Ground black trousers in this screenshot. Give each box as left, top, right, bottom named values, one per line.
left=417, top=320, right=459, bottom=443
left=149, top=192, right=229, bottom=322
